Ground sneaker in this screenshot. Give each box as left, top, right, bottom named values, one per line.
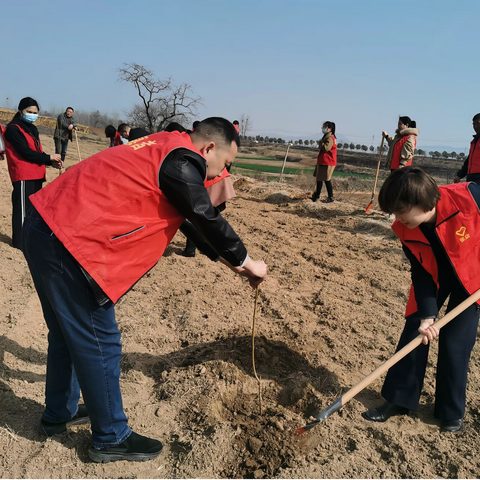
left=88, top=431, right=164, bottom=463
left=40, top=404, right=90, bottom=436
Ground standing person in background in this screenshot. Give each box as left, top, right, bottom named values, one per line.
left=54, top=107, right=77, bottom=163
left=233, top=120, right=240, bottom=133
left=105, top=125, right=123, bottom=147
left=312, top=121, right=337, bottom=203
left=117, top=123, right=150, bottom=142
left=454, top=113, right=480, bottom=184
left=383, top=116, right=419, bottom=171
left=192, top=120, right=200, bottom=131
left=3, top=97, right=62, bottom=249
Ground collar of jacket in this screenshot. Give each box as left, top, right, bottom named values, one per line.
left=395, top=127, right=419, bottom=137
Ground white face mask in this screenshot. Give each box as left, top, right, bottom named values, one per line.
left=322, top=127, right=328, bottom=134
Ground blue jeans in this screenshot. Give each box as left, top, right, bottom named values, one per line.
left=54, top=138, right=69, bottom=162
left=23, top=208, right=131, bottom=447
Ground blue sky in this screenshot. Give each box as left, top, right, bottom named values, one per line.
left=2, top=0, right=478, bottom=151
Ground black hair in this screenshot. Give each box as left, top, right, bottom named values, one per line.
left=473, top=113, right=480, bottom=121
left=66, top=107, right=74, bottom=112
left=193, top=117, right=240, bottom=147
left=232, top=120, right=239, bottom=125
left=105, top=125, right=116, bottom=138
left=399, top=116, right=416, bottom=129
left=164, top=122, right=186, bottom=133
left=192, top=121, right=200, bottom=129
left=378, top=167, right=440, bottom=214
left=323, top=121, right=336, bottom=136
left=117, top=123, right=130, bottom=133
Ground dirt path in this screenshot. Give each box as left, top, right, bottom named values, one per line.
left=0, top=136, right=479, bottom=478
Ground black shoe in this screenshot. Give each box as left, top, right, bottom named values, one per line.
left=311, top=193, right=319, bottom=202
left=40, top=405, right=90, bottom=436
left=177, top=249, right=196, bottom=258
left=323, top=197, right=334, bottom=203
left=440, top=418, right=463, bottom=433
left=362, top=401, right=409, bottom=422
left=88, top=431, right=164, bottom=463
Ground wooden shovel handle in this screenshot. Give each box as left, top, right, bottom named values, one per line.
left=74, top=129, right=82, bottom=162
left=344, top=286, right=480, bottom=403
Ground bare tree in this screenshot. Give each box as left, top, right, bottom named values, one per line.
left=239, top=114, right=252, bottom=138
left=118, top=62, right=202, bottom=133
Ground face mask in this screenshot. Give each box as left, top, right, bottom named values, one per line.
left=23, top=113, right=38, bottom=123
left=322, top=127, right=328, bottom=134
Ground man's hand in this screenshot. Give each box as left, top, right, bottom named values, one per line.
left=418, top=318, right=439, bottom=345
left=453, top=176, right=461, bottom=184
left=68, top=124, right=74, bottom=130
left=50, top=154, right=63, bottom=169
left=222, top=258, right=268, bottom=289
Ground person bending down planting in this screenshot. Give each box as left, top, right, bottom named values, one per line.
left=23, top=117, right=267, bottom=463
left=362, top=167, right=480, bottom=433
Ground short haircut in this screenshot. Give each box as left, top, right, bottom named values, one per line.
left=118, top=123, right=129, bottom=133
left=232, top=120, right=239, bottom=125
left=323, top=121, right=336, bottom=136
left=105, top=125, right=116, bottom=138
left=192, top=121, right=200, bottom=129
left=378, top=167, right=440, bottom=214
left=473, top=113, right=480, bottom=121
left=66, top=107, right=74, bottom=112
left=164, top=122, right=185, bottom=133
left=192, top=117, right=240, bottom=148
left=399, top=116, right=416, bottom=129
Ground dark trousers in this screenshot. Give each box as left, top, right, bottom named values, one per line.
left=11, top=179, right=43, bottom=249
left=381, top=280, right=479, bottom=421
left=314, top=181, right=333, bottom=199
left=23, top=208, right=131, bottom=447
left=54, top=138, right=69, bottom=162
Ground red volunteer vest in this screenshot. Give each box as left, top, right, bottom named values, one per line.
left=317, top=135, right=337, bottom=166
left=467, top=137, right=480, bottom=174
left=31, top=131, right=204, bottom=303
left=390, top=134, right=416, bottom=170
left=204, top=167, right=230, bottom=189
left=393, top=183, right=480, bottom=317
left=4, top=123, right=46, bottom=182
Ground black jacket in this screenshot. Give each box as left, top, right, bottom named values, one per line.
left=4, top=116, right=52, bottom=166
left=456, top=134, right=480, bottom=182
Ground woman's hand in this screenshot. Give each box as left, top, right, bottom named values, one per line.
left=382, top=131, right=388, bottom=138
left=50, top=154, right=63, bottom=169
left=418, top=318, right=439, bottom=345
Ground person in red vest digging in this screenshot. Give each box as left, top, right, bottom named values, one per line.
left=3, top=97, right=62, bottom=249
left=453, top=113, right=480, bottom=184
left=362, top=167, right=480, bottom=433
left=383, top=116, right=419, bottom=171
left=23, top=117, right=267, bottom=463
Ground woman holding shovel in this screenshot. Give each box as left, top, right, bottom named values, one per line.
left=383, top=116, right=419, bottom=171
left=363, top=167, right=480, bottom=433
left=311, top=121, right=337, bottom=203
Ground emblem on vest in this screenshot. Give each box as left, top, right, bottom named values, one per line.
left=456, top=226, right=470, bottom=243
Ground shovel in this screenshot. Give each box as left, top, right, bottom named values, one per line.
left=74, top=129, right=82, bottom=162
left=365, top=136, right=385, bottom=213
left=296, top=287, right=480, bottom=435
